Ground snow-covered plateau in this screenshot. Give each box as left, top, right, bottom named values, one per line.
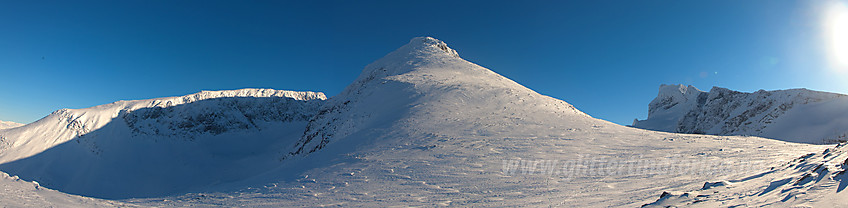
left=633, top=84, right=848, bottom=144
left=0, top=37, right=842, bottom=207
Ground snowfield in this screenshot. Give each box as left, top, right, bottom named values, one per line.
left=634, top=84, right=848, bottom=144
left=644, top=142, right=848, bottom=207
left=0, top=37, right=842, bottom=207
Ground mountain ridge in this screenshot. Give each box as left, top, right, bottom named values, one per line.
left=633, top=84, right=848, bottom=144
left=0, top=88, right=327, bottom=198
left=0, top=120, right=22, bottom=130
left=0, top=88, right=326, bottom=164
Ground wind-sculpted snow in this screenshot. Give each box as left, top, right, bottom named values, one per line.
left=644, top=142, right=848, bottom=207
left=634, top=84, right=848, bottom=144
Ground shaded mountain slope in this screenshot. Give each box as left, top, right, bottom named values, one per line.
left=0, top=89, right=325, bottom=199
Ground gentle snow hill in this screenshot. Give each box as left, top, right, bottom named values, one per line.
left=0, top=120, right=23, bottom=129
left=633, top=84, right=848, bottom=144
left=0, top=88, right=326, bottom=199
left=129, top=37, right=828, bottom=207
left=287, top=37, right=588, bottom=157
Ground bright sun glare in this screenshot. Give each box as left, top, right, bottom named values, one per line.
left=827, top=2, right=848, bottom=68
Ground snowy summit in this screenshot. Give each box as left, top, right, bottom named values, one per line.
left=289, top=36, right=586, bottom=157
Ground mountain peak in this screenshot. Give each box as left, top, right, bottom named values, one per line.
left=406, top=37, right=459, bottom=57
left=288, top=37, right=588, bottom=157
left=658, top=84, right=703, bottom=96
left=338, top=36, right=465, bottom=98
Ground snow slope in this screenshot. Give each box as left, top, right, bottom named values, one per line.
left=644, top=141, right=848, bottom=207
left=0, top=120, right=23, bottom=129
left=633, top=84, right=848, bottom=144
left=288, top=37, right=587, bottom=157
left=0, top=37, right=835, bottom=207
left=126, top=37, right=826, bottom=207
left=0, top=88, right=325, bottom=199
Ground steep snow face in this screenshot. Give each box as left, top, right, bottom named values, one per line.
left=288, top=36, right=587, bottom=157
left=633, top=84, right=708, bottom=132
left=0, top=88, right=326, bottom=199
left=633, top=84, right=848, bottom=144
left=123, top=96, right=319, bottom=139
left=0, top=120, right=23, bottom=130
left=0, top=88, right=325, bottom=163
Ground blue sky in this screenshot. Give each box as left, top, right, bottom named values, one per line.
left=1, top=0, right=847, bottom=125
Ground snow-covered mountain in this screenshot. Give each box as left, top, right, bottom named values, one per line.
left=633, top=84, right=848, bottom=144
left=0, top=120, right=23, bottom=129
left=0, top=88, right=325, bottom=198
left=0, top=37, right=837, bottom=207
left=125, top=37, right=820, bottom=207
left=287, top=37, right=587, bottom=158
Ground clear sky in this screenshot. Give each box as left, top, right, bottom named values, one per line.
left=2, top=0, right=848, bottom=125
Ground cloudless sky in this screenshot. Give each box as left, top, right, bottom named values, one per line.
left=1, top=0, right=847, bottom=125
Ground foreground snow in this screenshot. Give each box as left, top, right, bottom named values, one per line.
left=633, top=84, right=848, bottom=144
left=645, top=142, right=848, bottom=207
left=0, top=171, right=134, bottom=207
left=0, top=37, right=839, bottom=207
